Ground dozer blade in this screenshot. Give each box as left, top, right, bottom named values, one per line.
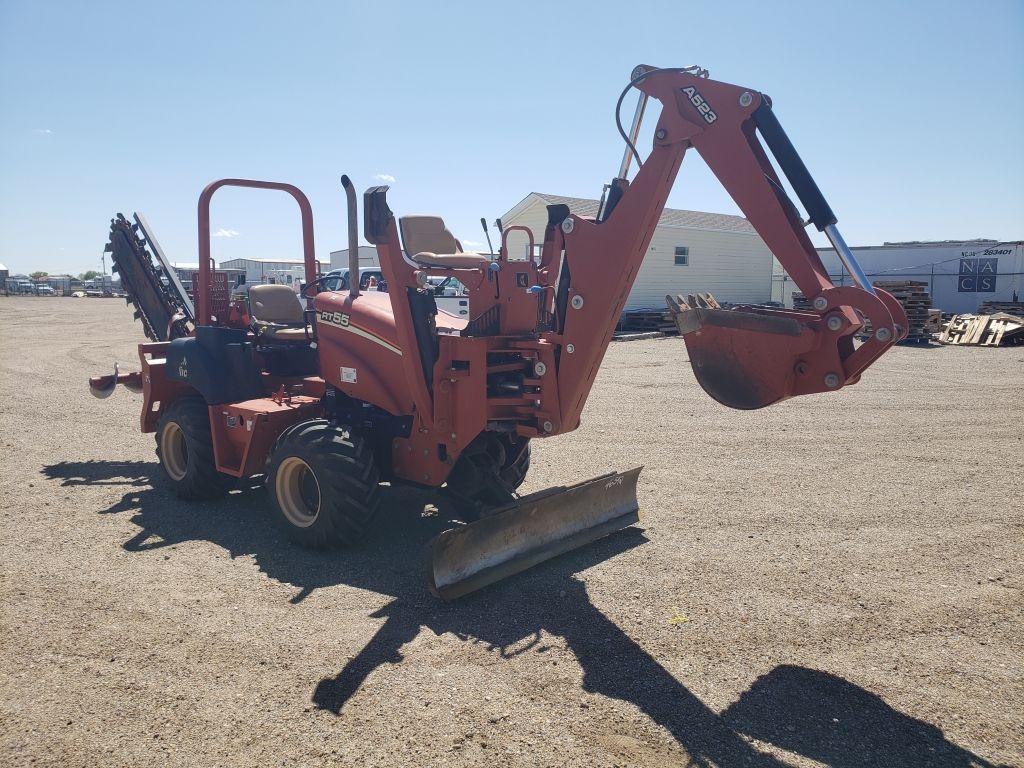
left=427, top=467, right=642, bottom=600
left=667, top=293, right=818, bottom=410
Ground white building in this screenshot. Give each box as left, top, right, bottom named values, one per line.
left=500, top=193, right=774, bottom=311
left=329, top=246, right=379, bottom=272
left=170, top=262, right=200, bottom=290
left=218, top=258, right=308, bottom=288
left=772, top=240, right=1023, bottom=314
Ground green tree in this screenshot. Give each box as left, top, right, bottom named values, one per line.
left=79, top=270, right=99, bottom=281
left=29, top=271, right=48, bottom=280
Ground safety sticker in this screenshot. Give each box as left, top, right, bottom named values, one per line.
left=340, top=366, right=358, bottom=384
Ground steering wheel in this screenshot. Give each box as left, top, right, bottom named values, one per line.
left=300, top=275, right=333, bottom=299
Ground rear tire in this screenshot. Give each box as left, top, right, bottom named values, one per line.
left=266, top=420, right=380, bottom=548
left=155, top=397, right=233, bottom=499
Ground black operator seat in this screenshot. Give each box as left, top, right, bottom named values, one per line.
left=399, top=215, right=491, bottom=269
left=248, top=284, right=309, bottom=342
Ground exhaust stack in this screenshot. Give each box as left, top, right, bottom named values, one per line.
left=341, top=175, right=360, bottom=299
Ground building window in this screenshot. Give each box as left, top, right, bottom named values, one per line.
left=674, top=246, right=689, bottom=266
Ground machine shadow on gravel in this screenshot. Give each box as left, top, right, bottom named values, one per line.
left=43, top=460, right=999, bottom=768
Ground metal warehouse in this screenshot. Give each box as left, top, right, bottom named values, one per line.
left=329, top=245, right=379, bottom=271
left=501, top=193, right=774, bottom=311
left=218, top=257, right=307, bottom=288
left=772, top=240, right=1023, bottom=314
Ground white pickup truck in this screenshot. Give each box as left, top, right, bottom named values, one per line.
left=321, top=269, right=469, bottom=318
left=427, top=276, right=470, bottom=318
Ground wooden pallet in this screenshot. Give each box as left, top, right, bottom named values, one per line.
left=795, top=283, right=933, bottom=341
left=938, top=313, right=1024, bottom=346
left=791, top=292, right=812, bottom=312
left=616, top=308, right=678, bottom=336
left=872, top=281, right=932, bottom=341
left=978, top=300, right=1024, bottom=315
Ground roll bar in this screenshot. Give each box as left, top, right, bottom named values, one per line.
left=196, top=178, right=317, bottom=326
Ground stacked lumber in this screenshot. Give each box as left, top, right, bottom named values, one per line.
left=978, top=300, right=1024, bottom=315
left=796, top=282, right=933, bottom=342
left=616, top=308, right=678, bottom=336
left=871, top=280, right=932, bottom=342
left=791, top=292, right=812, bottom=311
left=938, top=313, right=1024, bottom=346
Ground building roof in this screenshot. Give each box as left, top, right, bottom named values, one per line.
left=507, top=192, right=756, bottom=235
left=0, top=263, right=7, bottom=272
left=219, top=258, right=305, bottom=265
left=329, top=245, right=378, bottom=255
left=815, top=239, right=1021, bottom=252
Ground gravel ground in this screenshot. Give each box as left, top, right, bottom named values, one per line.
left=1, top=296, right=1021, bottom=767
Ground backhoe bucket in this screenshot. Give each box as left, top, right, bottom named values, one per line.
left=427, top=467, right=642, bottom=600
left=667, top=293, right=819, bottom=410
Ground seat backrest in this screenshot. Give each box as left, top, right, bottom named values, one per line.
left=249, top=284, right=305, bottom=324
left=400, top=215, right=461, bottom=257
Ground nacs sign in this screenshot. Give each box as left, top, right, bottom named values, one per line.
left=958, top=255, right=999, bottom=293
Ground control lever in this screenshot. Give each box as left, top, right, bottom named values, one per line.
left=480, top=217, right=495, bottom=256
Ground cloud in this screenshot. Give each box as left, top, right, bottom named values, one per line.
left=212, top=228, right=240, bottom=238
left=373, top=173, right=396, bottom=182
left=461, top=240, right=484, bottom=247
left=33, top=128, right=53, bottom=135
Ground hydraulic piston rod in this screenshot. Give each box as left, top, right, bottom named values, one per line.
left=618, top=91, right=648, bottom=179
left=824, top=223, right=877, bottom=296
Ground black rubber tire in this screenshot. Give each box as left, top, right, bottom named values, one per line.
left=155, top=397, right=233, bottom=500
left=445, top=435, right=531, bottom=513
left=265, top=420, right=380, bottom=548
left=500, top=437, right=531, bottom=493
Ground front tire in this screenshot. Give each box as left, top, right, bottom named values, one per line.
left=266, top=420, right=380, bottom=548
left=155, top=397, right=233, bottom=499
left=445, top=434, right=531, bottom=514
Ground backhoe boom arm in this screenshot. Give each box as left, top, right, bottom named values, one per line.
left=551, top=66, right=906, bottom=413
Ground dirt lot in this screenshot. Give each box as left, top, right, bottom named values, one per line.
left=1, top=296, right=1021, bottom=767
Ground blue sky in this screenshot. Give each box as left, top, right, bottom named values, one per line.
left=1, top=0, right=1022, bottom=276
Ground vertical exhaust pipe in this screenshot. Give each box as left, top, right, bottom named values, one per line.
left=340, top=175, right=360, bottom=299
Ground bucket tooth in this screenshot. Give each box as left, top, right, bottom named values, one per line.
left=427, top=467, right=642, bottom=600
